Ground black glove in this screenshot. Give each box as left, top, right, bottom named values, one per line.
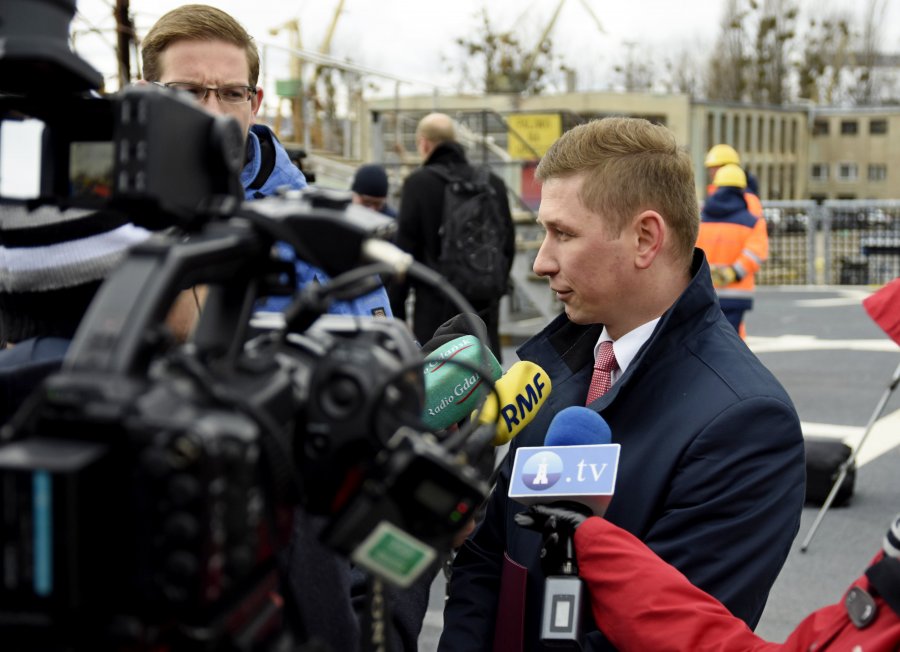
left=420, top=312, right=487, bottom=354
left=515, top=503, right=592, bottom=575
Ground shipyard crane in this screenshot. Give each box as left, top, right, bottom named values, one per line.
left=269, top=0, right=346, bottom=147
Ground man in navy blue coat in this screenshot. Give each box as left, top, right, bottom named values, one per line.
left=439, top=117, right=806, bottom=651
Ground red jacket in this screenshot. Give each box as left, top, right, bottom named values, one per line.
left=574, top=517, right=900, bottom=652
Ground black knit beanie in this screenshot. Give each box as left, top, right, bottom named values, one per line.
left=0, top=204, right=152, bottom=343
left=351, top=164, right=389, bottom=198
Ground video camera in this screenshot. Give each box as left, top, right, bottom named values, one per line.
left=0, top=2, right=495, bottom=650
left=0, top=0, right=244, bottom=230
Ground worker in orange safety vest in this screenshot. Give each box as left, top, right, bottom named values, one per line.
left=697, top=164, right=769, bottom=338
left=704, top=143, right=763, bottom=218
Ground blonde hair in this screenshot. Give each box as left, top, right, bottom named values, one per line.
left=536, top=117, right=699, bottom=265
left=141, top=4, right=260, bottom=86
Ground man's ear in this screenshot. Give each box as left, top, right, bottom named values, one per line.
left=633, top=210, right=665, bottom=269
left=250, top=86, right=263, bottom=119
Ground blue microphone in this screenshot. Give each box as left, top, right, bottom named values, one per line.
left=544, top=406, right=612, bottom=446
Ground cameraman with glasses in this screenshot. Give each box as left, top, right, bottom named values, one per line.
left=141, top=4, right=393, bottom=319
left=142, top=6, right=297, bottom=200
left=139, top=6, right=423, bottom=651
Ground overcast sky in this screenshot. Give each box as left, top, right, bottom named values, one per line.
left=5, top=1, right=897, bottom=195
left=70, top=0, right=900, bottom=98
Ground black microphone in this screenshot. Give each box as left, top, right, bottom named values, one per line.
left=511, top=406, right=619, bottom=649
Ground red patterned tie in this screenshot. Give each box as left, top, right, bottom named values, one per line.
left=586, top=341, right=618, bottom=405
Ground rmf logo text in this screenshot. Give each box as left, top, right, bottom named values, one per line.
left=499, top=372, right=547, bottom=433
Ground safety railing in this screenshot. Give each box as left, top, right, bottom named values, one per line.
left=760, top=200, right=900, bottom=286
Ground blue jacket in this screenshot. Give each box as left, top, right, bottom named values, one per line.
left=243, top=126, right=421, bottom=649
left=702, top=185, right=757, bottom=223
left=245, top=125, right=392, bottom=318
left=440, top=250, right=806, bottom=652
left=0, top=337, right=70, bottom=424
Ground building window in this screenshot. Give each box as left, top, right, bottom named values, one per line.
left=811, top=163, right=829, bottom=180
left=868, top=164, right=887, bottom=181
left=870, top=119, right=888, bottom=135
left=840, top=120, right=858, bottom=135
left=813, top=119, right=829, bottom=136
left=838, top=163, right=858, bottom=180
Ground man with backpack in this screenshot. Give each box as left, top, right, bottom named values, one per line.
left=389, top=112, right=515, bottom=359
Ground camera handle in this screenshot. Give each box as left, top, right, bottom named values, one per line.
left=64, top=219, right=270, bottom=376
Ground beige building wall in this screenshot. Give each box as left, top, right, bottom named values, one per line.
left=364, top=90, right=694, bottom=188
left=690, top=103, right=810, bottom=200
left=364, top=91, right=691, bottom=133
left=363, top=92, right=900, bottom=202
left=807, top=109, right=900, bottom=200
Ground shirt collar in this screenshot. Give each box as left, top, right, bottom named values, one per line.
left=594, top=318, right=661, bottom=381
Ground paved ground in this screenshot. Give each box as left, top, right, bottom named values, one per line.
left=419, top=285, right=900, bottom=649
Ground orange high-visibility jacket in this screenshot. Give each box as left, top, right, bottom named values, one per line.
left=697, top=186, right=769, bottom=299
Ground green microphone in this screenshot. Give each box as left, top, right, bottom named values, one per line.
left=421, top=335, right=502, bottom=431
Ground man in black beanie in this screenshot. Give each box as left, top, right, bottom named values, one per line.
left=351, top=163, right=396, bottom=217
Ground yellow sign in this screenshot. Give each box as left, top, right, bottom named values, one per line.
left=507, top=113, right=562, bottom=159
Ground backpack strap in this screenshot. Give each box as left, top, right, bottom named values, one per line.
left=248, top=127, right=277, bottom=192
left=471, top=164, right=491, bottom=186
left=426, top=163, right=464, bottom=184
left=427, top=163, right=494, bottom=193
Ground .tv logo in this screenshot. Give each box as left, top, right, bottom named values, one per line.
left=508, top=443, right=621, bottom=515
left=521, top=451, right=563, bottom=490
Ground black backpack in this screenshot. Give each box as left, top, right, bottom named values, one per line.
left=804, top=436, right=856, bottom=506
left=428, top=165, right=512, bottom=302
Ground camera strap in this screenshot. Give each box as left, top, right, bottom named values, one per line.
left=361, top=574, right=394, bottom=652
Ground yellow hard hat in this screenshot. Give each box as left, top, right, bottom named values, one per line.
left=712, top=163, right=747, bottom=189
left=704, top=144, right=741, bottom=168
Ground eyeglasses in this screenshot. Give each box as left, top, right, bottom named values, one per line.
left=153, top=81, right=255, bottom=104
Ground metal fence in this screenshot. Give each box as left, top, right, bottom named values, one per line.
left=760, top=200, right=900, bottom=286
left=502, top=199, right=900, bottom=338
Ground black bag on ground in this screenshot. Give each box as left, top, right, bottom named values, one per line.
left=804, top=436, right=856, bottom=506
left=428, top=164, right=511, bottom=302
